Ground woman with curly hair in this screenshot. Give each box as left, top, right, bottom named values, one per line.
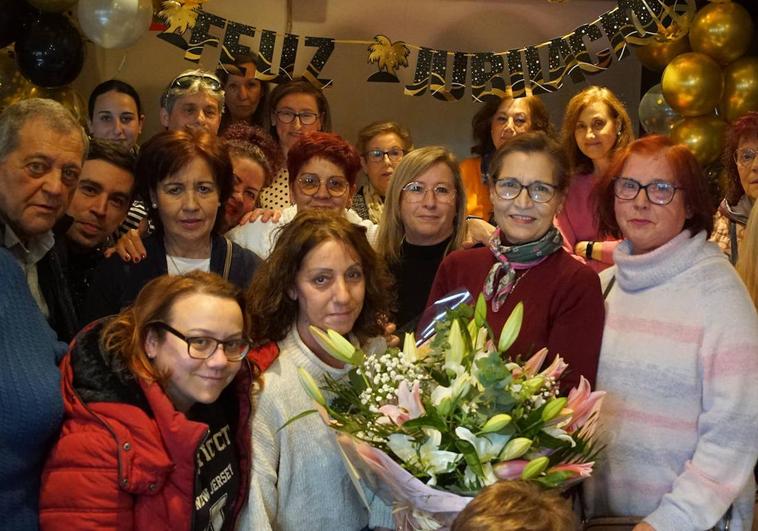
left=239, top=209, right=394, bottom=531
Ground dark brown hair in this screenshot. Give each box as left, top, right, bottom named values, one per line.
left=101, top=271, right=247, bottom=383
left=264, top=79, right=332, bottom=141
left=221, top=122, right=282, bottom=187
left=216, top=53, right=270, bottom=128
left=470, top=94, right=552, bottom=156
left=596, top=134, right=715, bottom=238
left=245, top=210, right=393, bottom=343
left=136, top=128, right=233, bottom=234
left=723, top=111, right=758, bottom=205
left=488, top=131, right=570, bottom=191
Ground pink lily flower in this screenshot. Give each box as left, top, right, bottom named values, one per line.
left=521, top=347, right=549, bottom=378
left=565, top=376, right=606, bottom=434
left=378, top=381, right=426, bottom=426
left=539, top=354, right=568, bottom=381
left=547, top=462, right=594, bottom=479
left=493, top=459, right=529, bottom=480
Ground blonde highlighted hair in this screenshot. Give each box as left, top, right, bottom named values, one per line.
left=376, top=146, right=466, bottom=266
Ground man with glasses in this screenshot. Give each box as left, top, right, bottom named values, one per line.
left=159, top=69, right=225, bottom=135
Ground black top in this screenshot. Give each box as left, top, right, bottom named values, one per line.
left=81, top=233, right=262, bottom=325
left=391, top=237, right=452, bottom=330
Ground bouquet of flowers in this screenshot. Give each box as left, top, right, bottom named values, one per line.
left=293, top=295, right=605, bottom=530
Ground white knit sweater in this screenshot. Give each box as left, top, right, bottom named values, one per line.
left=583, top=231, right=758, bottom=531
left=237, top=328, right=394, bottom=530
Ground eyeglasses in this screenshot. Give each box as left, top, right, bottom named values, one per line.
left=169, top=73, right=223, bottom=92
left=296, top=174, right=350, bottom=197
left=613, top=177, right=682, bottom=206
left=273, top=109, right=320, bottom=125
left=150, top=322, right=251, bottom=362
left=734, top=147, right=757, bottom=167
left=401, top=181, right=456, bottom=204
left=493, top=178, right=557, bottom=203
left=364, top=148, right=405, bottom=163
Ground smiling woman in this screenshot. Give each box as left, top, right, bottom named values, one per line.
left=238, top=209, right=394, bottom=531
left=81, top=129, right=261, bottom=324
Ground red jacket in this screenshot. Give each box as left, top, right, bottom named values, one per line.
left=39, top=321, right=278, bottom=530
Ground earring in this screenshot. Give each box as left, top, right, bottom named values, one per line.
left=151, top=201, right=158, bottom=209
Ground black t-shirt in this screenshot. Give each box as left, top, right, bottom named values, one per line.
left=189, top=398, right=240, bottom=531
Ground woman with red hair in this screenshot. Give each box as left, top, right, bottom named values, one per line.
left=583, top=135, right=758, bottom=530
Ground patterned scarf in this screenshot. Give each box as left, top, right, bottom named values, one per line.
left=483, top=226, right=563, bottom=312
left=363, top=183, right=385, bottom=224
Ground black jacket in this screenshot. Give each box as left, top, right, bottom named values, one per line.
left=81, top=233, right=261, bottom=325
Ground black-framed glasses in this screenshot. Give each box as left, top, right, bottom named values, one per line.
left=296, top=174, right=350, bottom=197
left=401, top=181, right=456, bottom=204
left=493, top=178, right=557, bottom=203
left=734, top=147, right=757, bottom=167
left=150, top=322, right=251, bottom=362
left=169, top=73, right=223, bottom=92
left=613, top=177, right=682, bottom=206
left=273, top=109, right=320, bottom=125
left=365, top=148, right=405, bottom=163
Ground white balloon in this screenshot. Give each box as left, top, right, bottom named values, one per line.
left=77, top=0, right=153, bottom=49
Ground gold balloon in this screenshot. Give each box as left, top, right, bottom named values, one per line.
left=26, top=85, right=87, bottom=127
left=634, top=35, right=691, bottom=72
left=670, top=116, right=727, bottom=165
left=26, top=0, right=79, bottom=13
left=0, top=50, right=32, bottom=110
left=689, top=1, right=754, bottom=65
left=662, top=52, right=723, bottom=117
left=720, top=56, right=758, bottom=123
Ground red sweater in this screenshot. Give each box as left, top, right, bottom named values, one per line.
left=426, top=247, right=604, bottom=391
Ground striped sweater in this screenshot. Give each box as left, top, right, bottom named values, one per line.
left=584, top=230, right=758, bottom=531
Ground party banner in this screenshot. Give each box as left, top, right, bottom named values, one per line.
left=156, top=0, right=693, bottom=102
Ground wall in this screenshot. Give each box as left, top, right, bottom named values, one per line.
left=73, top=0, right=642, bottom=159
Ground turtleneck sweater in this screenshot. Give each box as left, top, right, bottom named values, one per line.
left=584, top=230, right=758, bottom=531
left=239, top=328, right=394, bottom=530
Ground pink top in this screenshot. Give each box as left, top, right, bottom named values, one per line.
left=555, top=173, right=619, bottom=273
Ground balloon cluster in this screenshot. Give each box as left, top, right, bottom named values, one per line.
left=0, top=0, right=153, bottom=116
left=636, top=1, right=756, bottom=166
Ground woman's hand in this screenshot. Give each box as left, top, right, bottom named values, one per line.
left=104, top=228, right=146, bottom=263
left=632, top=522, right=656, bottom=531
left=462, top=218, right=496, bottom=248
left=238, top=208, right=282, bottom=225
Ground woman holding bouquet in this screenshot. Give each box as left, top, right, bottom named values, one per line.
left=239, top=210, right=395, bottom=530
left=583, top=135, right=758, bottom=530
left=427, top=131, right=604, bottom=391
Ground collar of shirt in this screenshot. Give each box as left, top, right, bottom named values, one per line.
left=1, top=217, right=55, bottom=267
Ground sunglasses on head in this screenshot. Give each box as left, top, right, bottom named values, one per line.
left=169, top=73, right=223, bottom=92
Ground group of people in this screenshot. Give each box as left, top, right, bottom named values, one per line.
left=1, top=49, right=757, bottom=531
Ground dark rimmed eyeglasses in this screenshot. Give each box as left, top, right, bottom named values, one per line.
left=296, top=174, right=350, bottom=197
left=365, top=148, right=405, bottom=163
left=493, top=178, right=557, bottom=203
left=150, top=322, right=251, bottom=362
left=273, top=109, right=320, bottom=125
left=169, top=73, right=223, bottom=92
left=613, top=177, right=682, bottom=206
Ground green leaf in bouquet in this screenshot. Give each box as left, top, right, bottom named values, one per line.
left=277, top=409, right=318, bottom=432
left=534, top=470, right=574, bottom=489
left=454, top=438, right=484, bottom=481
left=498, top=301, right=524, bottom=353
left=474, top=293, right=487, bottom=328
left=475, top=350, right=510, bottom=387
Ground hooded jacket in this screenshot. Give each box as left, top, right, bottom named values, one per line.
left=38, top=321, right=274, bottom=530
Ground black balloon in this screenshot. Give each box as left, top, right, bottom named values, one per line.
left=14, top=12, right=84, bottom=88
left=0, top=0, right=37, bottom=48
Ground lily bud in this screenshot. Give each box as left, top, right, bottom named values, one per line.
left=480, top=414, right=512, bottom=434
left=520, top=456, right=549, bottom=480
left=308, top=325, right=358, bottom=365
left=498, top=437, right=532, bottom=461
left=493, top=459, right=528, bottom=480
left=498, top=302, right=523, bottom=353
left=541, top=397, right=568, bottom=422
left=402, top=332, right=417, bottom=362
left=298, top=367, right=326, bottom=407
left=522, top=376, right=545, bottom=395
left=446, top=319, right=464, bottom=372
left=474, top=293, right=487, bottom=328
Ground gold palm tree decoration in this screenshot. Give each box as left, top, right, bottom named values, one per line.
left=159, top=0, right=208, bottom=34
left=367, top=35, right=410, bottom=82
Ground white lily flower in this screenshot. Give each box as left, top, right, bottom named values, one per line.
left=455, top=427, right=508, bottom=462
left=431, top=371, right=471, bottom=416
left=387, top=429, right=461, bottom=486
left=542, top=426, right=576, bottom=447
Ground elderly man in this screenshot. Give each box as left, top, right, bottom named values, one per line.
left=0, top=98, right=86, bottom=530
left=159, top=68, right=224, bottom=135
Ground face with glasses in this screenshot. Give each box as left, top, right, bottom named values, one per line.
left=400, top=162, right=457, bottom=245
left=361, top=133, right=406, bottom=197
left=145, top=292, right=246, bottom=412
left=291, top=157, right=353, bottom=212
left=272, top=93, right=322, bottom=153
left=490, top=151, right=564, bottom=245
left=735, top=136, right=758, bottom=200
left=614, top=152, right=690, bottom=255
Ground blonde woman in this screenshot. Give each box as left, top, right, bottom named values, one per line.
left=376, top=146, right=466, bottom=327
